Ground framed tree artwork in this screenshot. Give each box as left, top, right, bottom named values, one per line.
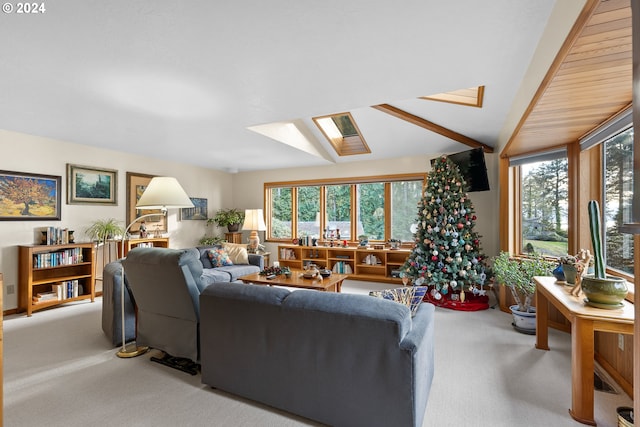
left=0, top=170, right=61, bottom=220
left=126, top=172, right=167, bottom=234
left=67, top=164, right=117, bottom=205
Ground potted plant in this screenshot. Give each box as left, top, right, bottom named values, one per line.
left=580, top=200, right=628, bottom=308
left=85, top=218, right=124, bottom=243
left=492, top=251, right=554, bottom=333
left=210, top=208, right=245, bottom=232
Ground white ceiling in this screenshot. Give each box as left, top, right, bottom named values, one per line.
left=0, top=0, right=562, bottom=173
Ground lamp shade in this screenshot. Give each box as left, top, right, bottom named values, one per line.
left=135, top=177, right=194, bottom=209
left=242, top=209, right=266, bottom=231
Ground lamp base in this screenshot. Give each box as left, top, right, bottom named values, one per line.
left=116, top=343, right=149, bottom=358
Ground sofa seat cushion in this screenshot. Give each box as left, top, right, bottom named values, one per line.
left=201, top=268, right=235, bottom=286
left=216, top=264, right=260, bottom=281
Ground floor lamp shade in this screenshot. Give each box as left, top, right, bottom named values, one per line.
left=242, top=209, right=266, bottom=252
left=136, top=177, right=194, bottom=210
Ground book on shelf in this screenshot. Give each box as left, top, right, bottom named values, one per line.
left=48, top=280, right=81, bottom=300
left=33, top=247, right=83, bottom=268
left=40, top=227, right=74, bottom=245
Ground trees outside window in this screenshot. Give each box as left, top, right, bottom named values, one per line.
left=391, top=180, right=422, bottom=241
left=357, top=183, right=384, bottom=240
left=604, top=127, right=634, bottom=275
left=270, top=187, right=292, bottom=239
left=297, top=186, right=320, bottom=237
left=326, top=184, right=351, bottom=240
left=520, top=158, right=568, bottom=257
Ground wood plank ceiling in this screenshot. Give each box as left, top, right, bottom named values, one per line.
left=502, top=0, right=632, bottom=159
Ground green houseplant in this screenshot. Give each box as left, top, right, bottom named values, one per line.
left=85, top=218, right=124, bottom=243
left=211, top=208, right=245, bottom=232
left=580, top=200, right=628, bottom=308
left=492, top=251, right=554, bottom=333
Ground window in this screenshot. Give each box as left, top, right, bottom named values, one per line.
left=265, top=174, right=425, bottom=243
left=604, top=126, right=634, bottom=275
left=357, top=183, right=385, bottom=240
left=269, top=187, right=292, bottom=239
left=391, top=180, right=422, bottom=241
left=519, top=156, right=569, bottom=257
left=297, top=186, right=320, bottom=237
left=325, top=184, right=352, bottom=240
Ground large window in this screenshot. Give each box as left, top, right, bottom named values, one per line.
left=265, top=174, right=424, bottom=243
left=391, top=180, right=422, bottom=241
left=519, top=157, right=569, bottom=257
left=269, top=187, right=292, bottom=239
left=326, top=184, right=352, bottom=240
left=357, top=183, right=384, bottom=240
left=604, top=126, right=634, bottom=275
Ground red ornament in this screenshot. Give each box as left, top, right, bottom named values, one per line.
left=457, top=223, right=464, bottom=230
left=472, top=215, right=477, bottom=221
left=431, top=255, right=439, bottom=261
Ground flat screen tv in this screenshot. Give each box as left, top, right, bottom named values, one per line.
left=431, top=147, right=490, bottom=192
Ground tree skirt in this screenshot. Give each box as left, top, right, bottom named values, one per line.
left=423, top=287, right=489, bottom=311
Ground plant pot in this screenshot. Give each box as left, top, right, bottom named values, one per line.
left=581, top=275, right=628, bottom=308
left=562, top=264, right=577, bottom=285
left=227, top=224, right=240, bottom=232
left=510, top=304, right=536, bottom=334
left=617, top=406, right=633, bottom=427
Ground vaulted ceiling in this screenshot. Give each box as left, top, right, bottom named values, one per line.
left=0, top=1, right=596, bottom=173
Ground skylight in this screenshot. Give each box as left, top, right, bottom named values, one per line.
left=313, top=112, right=370, bottom=156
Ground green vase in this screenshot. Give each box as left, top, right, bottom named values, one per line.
left=581, top=275, right=628, bottom=308
left=562, top=264, right=577, bottom=285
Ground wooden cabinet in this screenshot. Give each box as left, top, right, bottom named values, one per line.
left=117, top=237, right=169, bottom=258
left=278, top=244, right=410, bottom=283
left=18, top=243, right=96, bottom=316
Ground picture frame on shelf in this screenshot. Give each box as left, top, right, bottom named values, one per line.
left=66, top=164, right=117, bottom=205
left=0, top=170, right=61, bottom=221
left=126, top=172, right=167, bottom=234
left=180, top=197, right=208, bottom=220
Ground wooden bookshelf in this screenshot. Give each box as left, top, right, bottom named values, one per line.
left=18, top=243, right=96, bottom=316
left=278, top=244, right=410, bottom=283
left=117, top=237, right=169, bottom=258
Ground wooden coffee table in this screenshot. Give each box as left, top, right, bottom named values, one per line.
left=238, top=269, right=347, bottom=292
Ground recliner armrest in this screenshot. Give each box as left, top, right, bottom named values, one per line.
left=248, top=253, right=264, bottom=270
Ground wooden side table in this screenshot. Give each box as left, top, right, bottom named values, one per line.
left=534, top=276, right=634, bottom=426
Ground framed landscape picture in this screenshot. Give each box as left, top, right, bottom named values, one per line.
left=126, top=172, right=167, bottom=234
left=181, top=197, right=208, bottom=220
left=0, top=170, right=61, bottom=220
left=67, top=164, right=117, bottom=205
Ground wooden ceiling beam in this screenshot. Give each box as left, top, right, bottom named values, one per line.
left=372, top=103, right=494, bottom=153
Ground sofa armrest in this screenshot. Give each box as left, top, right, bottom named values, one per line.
left=248, top=253, right=264, bottom=270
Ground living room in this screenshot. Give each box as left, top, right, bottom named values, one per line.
left=1, top=0, right=639, bottom=426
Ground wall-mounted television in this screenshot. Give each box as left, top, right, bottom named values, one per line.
left=431, top=147, right=490, bottom=192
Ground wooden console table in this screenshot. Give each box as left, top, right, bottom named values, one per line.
left=534, top=276, right=634, bottom=426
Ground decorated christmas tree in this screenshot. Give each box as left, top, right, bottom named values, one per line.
left=401, top=156, right=488, bottom=308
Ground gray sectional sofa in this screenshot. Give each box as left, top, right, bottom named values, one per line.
left=101, top=245, right=264, bottom=347
left=200, top=282, right=435, bottom=427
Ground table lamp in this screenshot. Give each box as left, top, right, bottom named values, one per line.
left=242, top=208, right=266, bottom=253
left=117, top=176, right=194, bottom=358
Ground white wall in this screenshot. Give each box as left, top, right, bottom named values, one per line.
left=0, top=128, right=500, bottom=311
left=232, top=153, right=499, bottom=262
left=0, top=129, right=233, bottom=310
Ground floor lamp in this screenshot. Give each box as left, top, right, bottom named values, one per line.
left=117, top=177, right=194, bottom=358
left=242, top=209, right=266, bottom=253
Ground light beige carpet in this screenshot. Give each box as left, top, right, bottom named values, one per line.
left=4, top=280, right=632, bottom=427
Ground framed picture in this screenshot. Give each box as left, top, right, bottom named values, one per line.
left=126, top=172, right=167, bottom=234
left=181, top=197, right=208, bottom=220
left=0, top=170, right=61, bottom=220
left=66, top=164, right=117, bottom=205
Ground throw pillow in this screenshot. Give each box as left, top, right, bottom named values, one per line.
left=223, top=242, right=249, bottom=265
left=369, top=286, right=428, bottom=316
left=207, top=248, right=233, bottom=268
